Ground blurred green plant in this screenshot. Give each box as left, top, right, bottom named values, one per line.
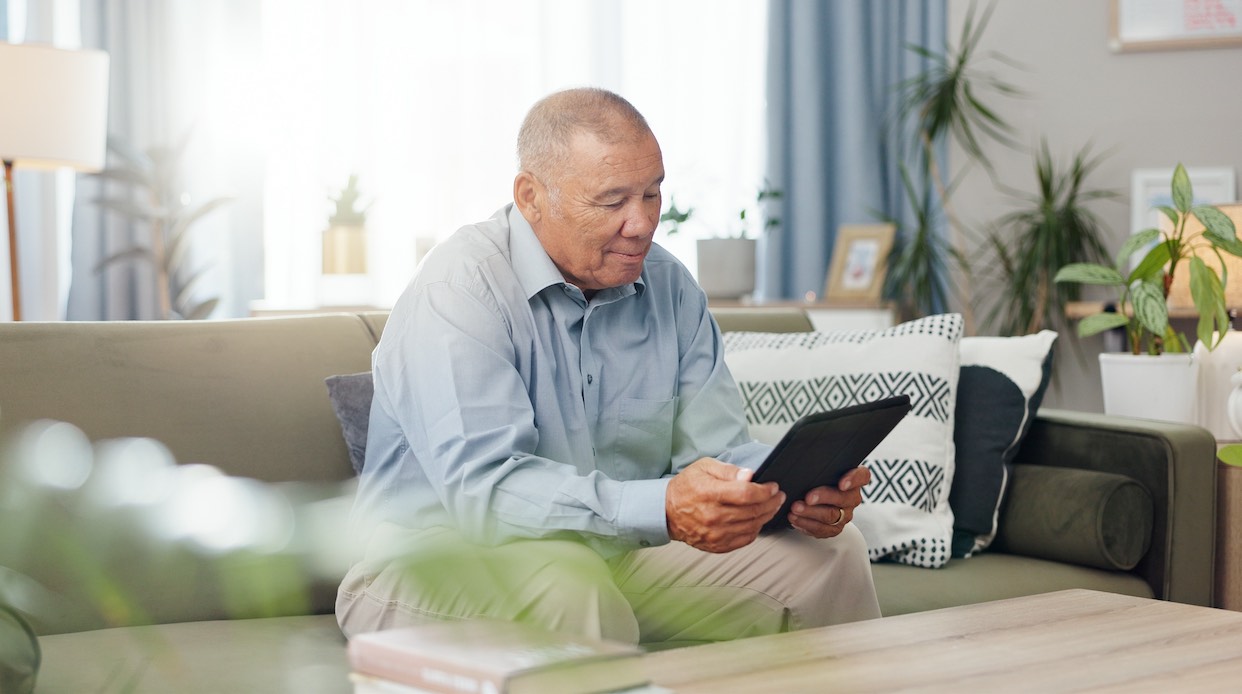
left=92, top=134, right=233, bottom=320
left=328, top=174, right=371, bottom=228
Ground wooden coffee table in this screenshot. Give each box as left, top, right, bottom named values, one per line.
left=642, top=589, right=1242, bottom=692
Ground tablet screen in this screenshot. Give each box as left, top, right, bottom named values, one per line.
left=752, top=394, right=912, bottom=531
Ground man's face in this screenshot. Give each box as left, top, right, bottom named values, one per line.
left=530, top=131, right=664, bottom=295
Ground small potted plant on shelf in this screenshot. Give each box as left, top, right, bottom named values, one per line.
left=1054, top=163, right=1241, bottom=423
left=661, top=182, right=782, bottom=300
left=323, top=174, right=371, bottom=275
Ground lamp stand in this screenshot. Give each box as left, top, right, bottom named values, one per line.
left=4, top=159, right=18, bottom=321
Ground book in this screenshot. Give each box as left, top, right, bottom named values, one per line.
left=347, top=618, right=649, bottom=694
left=349, top=673, right=672, bottom=694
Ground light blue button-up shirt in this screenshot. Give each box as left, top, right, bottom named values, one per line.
left=352, top=205, right=770, bottom=557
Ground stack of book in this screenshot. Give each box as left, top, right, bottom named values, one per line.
left=347, top=617, right=652, bottom=694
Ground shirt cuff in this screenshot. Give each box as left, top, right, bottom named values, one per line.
left=617, top=477, right=671, bottom=548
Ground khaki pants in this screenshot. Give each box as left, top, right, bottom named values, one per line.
left=336, top=523, right=880, bottom=646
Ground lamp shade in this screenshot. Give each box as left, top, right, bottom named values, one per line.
left=0, top=42, right=109, bottom=171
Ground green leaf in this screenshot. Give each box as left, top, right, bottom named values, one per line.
left=1076, top=311, right=1131, bottom=337
left=1054, top=263, right=1124, bottom=285
left=1115, top=229, right=1161, bottom=271
left=1128, top=241, right=1173, bottom=283
left=1156, top=205, right=1180, bottom=227
left=1131, top=280, right=1168, bottom=336
left=1171, top=163, right=1193, bottom=213
left=1195, top=205, right=1238, bottom=243
left=1189, top=258, right=1228, bottom=350
left=1219, top=444, right=1242, bottom=467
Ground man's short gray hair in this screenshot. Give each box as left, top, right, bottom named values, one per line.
left=516, top=88, right=653, bottom=193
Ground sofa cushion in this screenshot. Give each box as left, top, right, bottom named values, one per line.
left=35, top=614, right=349, bottom=693
left=325, top=372, right=375, bottom=475
left=950, top=331, right=1057, bottom=558
left=993, top=464, right=1153, bottom=571
left=723, top=314, right=963, bottom=568
left=871, top=552, right=1155, bottom=617
left=0, top=602, right=39, bottom=694
left=0, top=316, right=374, bottom=485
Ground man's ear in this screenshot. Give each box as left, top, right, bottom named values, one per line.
left=513, top=171, right=542, bottom=223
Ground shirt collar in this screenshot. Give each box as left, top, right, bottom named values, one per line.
left=507, top=204, right=646, bottom=302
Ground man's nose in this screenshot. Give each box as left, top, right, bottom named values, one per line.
left=622, top=198, right=658, bottom=237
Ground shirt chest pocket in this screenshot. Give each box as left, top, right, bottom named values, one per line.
left=617, top=397, right=678, bottom=468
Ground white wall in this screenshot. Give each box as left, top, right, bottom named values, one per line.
left=947, top=0, right=1242, bottom=411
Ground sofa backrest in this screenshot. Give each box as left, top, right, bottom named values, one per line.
left=0, top=315, right=377, bottom=484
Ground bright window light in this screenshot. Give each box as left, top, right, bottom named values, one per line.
left=258, top=0, right=767, bottom=308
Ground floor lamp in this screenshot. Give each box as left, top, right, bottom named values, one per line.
left=0, top=42, right=109, bottom=321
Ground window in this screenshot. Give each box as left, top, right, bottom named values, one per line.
left=259, top=0, right=767, bottom=308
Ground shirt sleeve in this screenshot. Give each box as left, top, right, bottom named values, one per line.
left=668, top=289, right=772, bottom=474
left=371, top=279, right=670, bottom=553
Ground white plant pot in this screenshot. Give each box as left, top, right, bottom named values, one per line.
left=1228, top=371, right=1242, bottom=439
left=696, top=238, right=756, bottom=300
left=1099, top=352, right=1199, bottom=425
left=1193, top=330, right=1242, bottom=440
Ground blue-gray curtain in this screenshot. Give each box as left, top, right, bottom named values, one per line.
left=761, top=0, right=946, bottom=301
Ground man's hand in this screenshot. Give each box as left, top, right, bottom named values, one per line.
left=666, top=458, right=785, bottom=553
left=787, top=466, right=872, bottom=538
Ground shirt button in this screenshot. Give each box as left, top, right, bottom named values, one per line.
left=639, top=540, right=651, bottom=547
left=586, top=374, right=594, bottom=385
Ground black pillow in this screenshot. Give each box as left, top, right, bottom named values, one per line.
left=950, top=331, right=1057, bottom=558
left=324, top=372, right=375, bottom=475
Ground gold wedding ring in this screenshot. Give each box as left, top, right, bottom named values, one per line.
left=829, top=507, right=846, bottom=526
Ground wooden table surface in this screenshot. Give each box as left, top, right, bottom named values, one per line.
left=642, top=590, right=1242, bottom=693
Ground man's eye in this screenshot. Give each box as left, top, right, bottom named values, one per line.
left=606, top=200, right=625, bottom=208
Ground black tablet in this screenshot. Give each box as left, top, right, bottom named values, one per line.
left=752, top=394, right=912, bottom=531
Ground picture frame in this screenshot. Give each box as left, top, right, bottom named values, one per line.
left=824, top=223, right=895, bottom=303
left=1110, top=0, right=1242, bottom=53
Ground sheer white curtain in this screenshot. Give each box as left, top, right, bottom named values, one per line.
left=259, top=0, right=768, bottom=309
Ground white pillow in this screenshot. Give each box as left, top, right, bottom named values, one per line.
left=722, top=313, right=963, bottom=568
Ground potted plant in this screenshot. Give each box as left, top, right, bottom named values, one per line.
left=323, top=174, right=371, bottom=275
left=93, top=135, right=233, bottom=320
left=662, top=183, right=782, bottom=300
left=887, top=0, right=1021, bottom=331
left=981, top=140, right=1115, bottom=336
left=1054, top=163, right=1241, bottom=423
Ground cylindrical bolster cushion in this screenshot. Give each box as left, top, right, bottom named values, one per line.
left=994, top=464, right=1153, bottom=571
left=0, top=603, right=39, bottom=694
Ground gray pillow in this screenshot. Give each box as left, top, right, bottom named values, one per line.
left=994, top=464, right=1153, bottom=571
left=324, top=372, right=374, bottom=475
left=0, top=602, right=39, bottom=694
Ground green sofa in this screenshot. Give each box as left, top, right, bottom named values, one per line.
left=0, top=308, right=1218, bottom=692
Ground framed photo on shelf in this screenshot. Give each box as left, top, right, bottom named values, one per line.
left=824, top=223, right=895, bottom=303
left=1110, top=0, right=1242, bottom=52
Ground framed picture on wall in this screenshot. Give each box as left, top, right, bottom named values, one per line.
left=1110, top=0, right=1242, bottom=52
left=824, top=223, right=895, bottom=304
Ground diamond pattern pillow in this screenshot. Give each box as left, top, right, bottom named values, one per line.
left=723, top=313, right=963, bottom=568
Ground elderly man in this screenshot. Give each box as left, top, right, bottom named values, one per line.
left=337, top=87, right=880, bottom=645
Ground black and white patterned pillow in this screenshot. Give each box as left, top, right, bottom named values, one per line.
left=723, top=313, right=962, bottom=568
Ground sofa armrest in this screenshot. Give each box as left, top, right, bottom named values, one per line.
left=1013, top=408, right=1217, bottom=606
